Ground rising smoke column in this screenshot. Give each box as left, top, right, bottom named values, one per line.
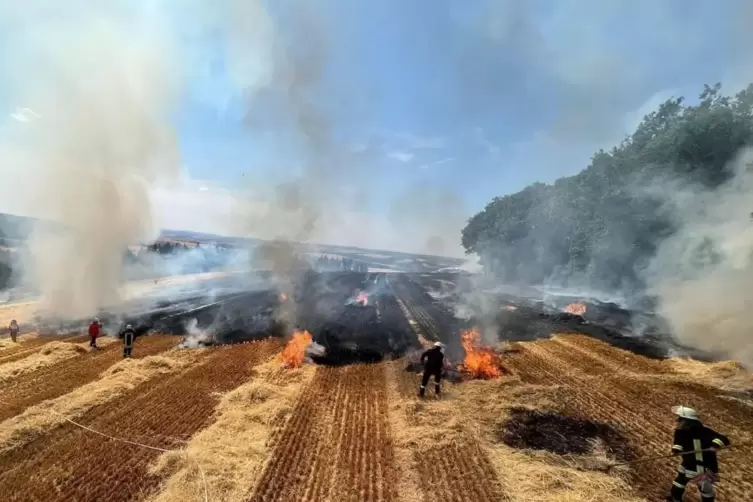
left=647, top=148, right=753, bottom=367
left=1, top=3, right=182, bottom=319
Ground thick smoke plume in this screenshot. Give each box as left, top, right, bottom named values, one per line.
left=2, top=3, right=181, bottom=319
left=647, top=148, right=753, bottom=367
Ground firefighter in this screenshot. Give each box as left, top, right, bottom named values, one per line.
left=419, top=341, right=445, bottom=398
left=88, top=318, right=101, bottom=349
left=8, top=319, right=19, bottom=343
left=666, top=405, right=731, bottom=502
left=122, top=324, right=135, bottom=359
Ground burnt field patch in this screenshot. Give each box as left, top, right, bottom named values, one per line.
left=497, top=408, right=635, bottom=461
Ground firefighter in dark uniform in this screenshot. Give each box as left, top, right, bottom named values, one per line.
left=122, top=324, right=136, bottom=359
left=667, top=405, right=731, bottom=502
left=419, top=341, right=445, bottom=398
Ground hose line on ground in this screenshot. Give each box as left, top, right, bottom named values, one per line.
left=604, top=443, right=745, bottom=472
left=0, top=396, right=209, bottom=502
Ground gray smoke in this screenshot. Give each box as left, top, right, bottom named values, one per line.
left=0, top=2, right=182, bottom=319
left=646, top=148, right=753, bottom=367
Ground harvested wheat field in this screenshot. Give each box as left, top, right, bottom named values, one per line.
left=0, top=307, right=751, bottom=501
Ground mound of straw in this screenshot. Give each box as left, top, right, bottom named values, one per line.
left=148, top=360, right=316, bottom=502
left=0, top=341, right=88, bottom=382
left=0, top=349, right=202, bottom=455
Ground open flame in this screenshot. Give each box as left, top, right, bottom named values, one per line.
left=281, top=330, right=313, bottom=369
left=459, top=328, right=502, bottom=379
left=564, top=302, right=586, bottom=316
left=356, top=291, right=369, bottom=306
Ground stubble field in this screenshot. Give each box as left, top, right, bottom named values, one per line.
left=0, top=272, right=750, bottom=502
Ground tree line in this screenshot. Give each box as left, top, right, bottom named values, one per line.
left=461, top=83, right=753, bottom=292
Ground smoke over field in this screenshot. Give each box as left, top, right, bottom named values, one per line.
left=647, top=148, right=753, bottom=367
left=0, top=2, right=181, bottom=318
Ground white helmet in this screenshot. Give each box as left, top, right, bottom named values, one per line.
left=93, top=318, right=99, bottom=323
left=672, top=405, right=700, bottom=421
left=433, top=341, right=444, bottom=348
left=126, top=324, right=133, bottom=330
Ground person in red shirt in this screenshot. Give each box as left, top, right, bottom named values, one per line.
left=88, top=318, right=101, bottom=349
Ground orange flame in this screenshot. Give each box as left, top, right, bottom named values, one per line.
left=459, top=328, right=502, bottom=379
left=356, top=291, right=369, bottom=306
left=281, top=330, right=312, bottom=369
left=564, top=302, right=586, bottom=316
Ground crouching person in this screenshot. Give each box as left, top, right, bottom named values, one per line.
left=122, top=324, right=136, bottom=359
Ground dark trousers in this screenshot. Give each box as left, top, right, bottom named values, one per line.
left=669, top=469, right=716, bottom=501
left=123, top=346, right=132, bottom=358
left=419, top=367, right=442, bottom=397
left=89, top=336, right=97, bottom=348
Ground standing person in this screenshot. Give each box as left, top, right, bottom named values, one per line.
left=122, top=324, right=135, bottom=359
left=666, top=405, right=731, bottom=502
left=419, top=341, right=445, bottom=398
left=88, top=318, right=101, bottom=349
left=8, top=319, right=19, bottom=343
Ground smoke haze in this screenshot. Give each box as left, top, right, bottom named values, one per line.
left=0, top=2, right=181, bottom=319
left=647, top=148, right=753, bottom=367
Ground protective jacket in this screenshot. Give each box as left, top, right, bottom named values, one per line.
left=123, top=329, right=135, bottom=348
left=420, top=346, right=444, bottom=371
left=672, top=422, right=730, bottom=474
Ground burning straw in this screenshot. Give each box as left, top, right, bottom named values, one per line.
left=458, top=328, right=505, bottom=379
left=280, top=330, right=313, bottom=369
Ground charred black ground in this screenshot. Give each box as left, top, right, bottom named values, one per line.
left=497, top=408, right=635, bottom=461
left=26, top=270, right=703, bottom=366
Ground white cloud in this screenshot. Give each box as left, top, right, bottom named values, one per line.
left=10, top=107, right=41, bottom=122
left=419, top=157, right=455, bottom=169
left=387, top=150, right=414, bottom=163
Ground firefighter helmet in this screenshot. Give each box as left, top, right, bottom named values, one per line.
left=125, top=324, right=133, bottom=330
left=93, top=317, right=99, bottom=323
left=672, top=405, right=700, bottom=421
left=433, top=341, right=444, bottom=348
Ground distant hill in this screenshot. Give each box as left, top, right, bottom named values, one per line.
left=0, top=214, right=465, bottom=272
left=0, top=213, right=39, bottom=245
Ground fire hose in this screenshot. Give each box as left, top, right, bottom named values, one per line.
left=602, top=443, right=746, bottom=473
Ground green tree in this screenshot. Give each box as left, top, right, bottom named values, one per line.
left=462, top=83, right=753, bottom=290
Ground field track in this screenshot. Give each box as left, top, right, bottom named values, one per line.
left=0, top=335, right=178, bottom=422
left=505, top=334, right=753, bottom=501
left=0, top=338, right=282, bottom=502
left=249, top=364, right=397, bottom=502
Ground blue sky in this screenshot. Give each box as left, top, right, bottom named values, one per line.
left=2, top=0, right=753, bottom=255
left=176, top=0, right=752, bottom=207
